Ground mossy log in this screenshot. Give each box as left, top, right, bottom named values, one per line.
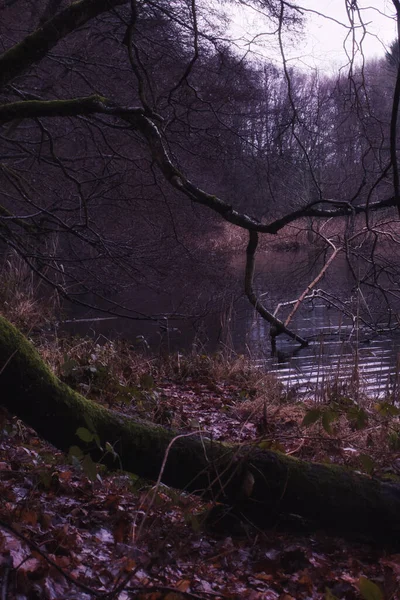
left=1, top=315, right=400, bottom=544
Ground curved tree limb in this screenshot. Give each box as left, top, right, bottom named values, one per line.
left=244, top=230, right=308, bottom=346
left=1, top=93, right=398, bottom=346
left=0, top=100, right=398, bottom=236
left=0, top=0, right=129, bottom=90
left=3, top=314, right=400, bottom=544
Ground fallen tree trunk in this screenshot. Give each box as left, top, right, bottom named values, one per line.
left=1, top=314, right=400, bottom=544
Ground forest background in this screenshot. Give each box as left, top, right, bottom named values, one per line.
left=2, top=1, right=400, bottom=599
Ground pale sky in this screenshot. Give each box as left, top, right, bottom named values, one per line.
left=229, top=0, right=397, bottom=73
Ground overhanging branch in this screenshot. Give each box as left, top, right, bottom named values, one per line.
left=0, top=0, right=129, bottom=90
left=0, top=95, right=398, bottom=238
left=0, top=96, right=143, bottom=122
left=244, top=230, right=308, bottom=347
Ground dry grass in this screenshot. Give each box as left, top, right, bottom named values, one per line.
left=0, top=251, right=59, bottom=330
left=160, top=349, right=259, bottom=384
left=30, top=329, right=400, bottom=478
left=2, top=252, right=400, bottom=479
left=222, top=211, right=400, bottom=255
left=37, top=335, right=158, bottom=406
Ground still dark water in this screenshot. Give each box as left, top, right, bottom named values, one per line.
left=64, top=250, right=400, bottom=398
left=231, top=251, right=400, bottom=398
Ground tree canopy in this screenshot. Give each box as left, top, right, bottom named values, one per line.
left=1, top=0, right=400, bottom=343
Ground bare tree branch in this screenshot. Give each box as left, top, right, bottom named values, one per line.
left=244, top=229, right=308, bottom=346
left=1, top=95, right=398, bottom=236
left=0, top=0, right=129, bottom=90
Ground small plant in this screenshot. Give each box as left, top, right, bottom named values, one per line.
left=302, top=398, right=368, bottom=435
left=69, top=419, right=122, bottom=482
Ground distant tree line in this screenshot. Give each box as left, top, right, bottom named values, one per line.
left=1, top=0, right=400, bottom=342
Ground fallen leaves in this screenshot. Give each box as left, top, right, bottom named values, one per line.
left=1, top=377, right=400, bottom=599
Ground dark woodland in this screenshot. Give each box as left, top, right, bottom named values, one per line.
left=2, top=1, right=400, bottom=598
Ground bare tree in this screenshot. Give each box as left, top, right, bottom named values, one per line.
left=0, top=0, right=400, bottom=347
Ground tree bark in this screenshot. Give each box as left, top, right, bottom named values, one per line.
left=0, top=0, right=129, bottom=90
left=245, top=230, right=308, bottom=347
left=1, top=314, right=400, bottom=544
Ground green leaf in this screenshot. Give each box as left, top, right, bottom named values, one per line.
left=105, top=441, right=119, bottom=460
left=140, top=373, right=154, bottom=390
left=336, top=395, right=354, bottom=407
left=359, top=453, right=375, bottom=475
left=359, top=576, right=383, bottom=600
left=270, top=441, right=286, bottom=453
left=347, top=406, right=368, bottom=429
left=105, top=441, right=115, bottom=454
left=83, top=414, right=96, bottom=432
left=82, top=454, right=97, bottom=482
left=325, top=589, right=339, bottom=600
left=375, top=402, right=400, bottom=417
left=322, top=409, right=338, bottom=434
left=129, top=386, right=141, bottom=399
left=93, top=433, right=102, bottom=450
left=69, top=445, right=84, bottom=459
left=356, top=408, right=368, bottom=430
left=258, top=440, right=272, bottom=450
left=302, top=408, right=321, bottom=427
left=76, top=427, right=94, bottom=443
left=128, top=472, right=141, bottom=491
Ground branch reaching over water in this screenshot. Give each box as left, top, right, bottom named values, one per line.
left=2, top=94, right=397, bottom=344
left=284, top=240, right=342, bottom=328
left=0, top=96, right=398, bottom=235
left=244, top=230, right=308, bottom=347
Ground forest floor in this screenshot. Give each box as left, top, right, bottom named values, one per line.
left=1, top=326, right=400, bottom=599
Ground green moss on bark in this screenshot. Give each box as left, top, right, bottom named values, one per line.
left=2, top=314, right=400, bottom=543
left=0, top=315, right=228, bottom=489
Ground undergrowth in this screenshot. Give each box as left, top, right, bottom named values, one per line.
left=1, top=252, right=400, bottom=480
left=0, top=251, right=60, bottom=331
left=26, top=329, right=400, bottom=480
left=2, top=257, right=400, bottom=598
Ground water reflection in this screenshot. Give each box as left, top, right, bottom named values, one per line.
left=235, top=300, right=400, bottom=399
left=230, top=249, right=400, bottom=398
left=63, top=249, right=400, bottom=398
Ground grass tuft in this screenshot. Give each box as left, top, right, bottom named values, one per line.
left=0, top=251, right=59, bottom=330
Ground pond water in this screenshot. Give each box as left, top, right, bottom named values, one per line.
left=233, top=299, right=400, bottom=398
left=228, top=249, right=400, bottom=398
left=63, top=248, right=400, bottom=398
